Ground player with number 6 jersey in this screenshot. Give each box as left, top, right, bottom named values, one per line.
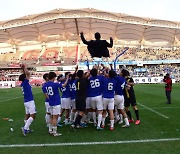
left=101, top=70, right=117, bottom=130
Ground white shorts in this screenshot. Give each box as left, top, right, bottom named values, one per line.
left=24, top=100, right=36, bottom=115
left=90, top=95, right=103, bottom=110
left=61, top=98, right=71, bottom=109
left=71, top=99, right=76, bottom=110
left=50, top=105, right=61, bottom=115
left=45, top=102, right=50, bottom=113
left=86, top=97, right=91, bottom=109
left=103, top=98, right=114, bottom=110
left=114, top=95, right=124, bottom=109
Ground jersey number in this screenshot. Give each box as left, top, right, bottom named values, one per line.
left=90, top=79, right=100, bottom=88
left=46, top=87, right=54, bottom=96
left=70, top=83, right=76, bottom=91
left=108, top=83, right=113, bottom=90
left=121, top=82, right=125, bottom=89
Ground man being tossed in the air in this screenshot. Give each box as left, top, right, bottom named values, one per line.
left=80, top=32, right=113, bottom=58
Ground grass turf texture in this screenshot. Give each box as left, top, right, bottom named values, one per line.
left=0, top=84, right=180, bottom=153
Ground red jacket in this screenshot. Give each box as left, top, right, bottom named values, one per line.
left=163, top=78, right=172, bottom=91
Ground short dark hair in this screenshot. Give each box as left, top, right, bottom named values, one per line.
left=109, top=70, right=116, bottom=78
left=43, top=73, right=49, bottom=80
left=48, top=72, right=57, bottom=80
left=166, top=73, right=170, bottom=77
left=121, top=69, right=129, bottom=77
left=95, top=32, right=101, bottom=40
left=71, top=73, right=76, bottom=81
left=90, top=68, right=98, bottom=77
left=19, top=73, right=26, bottom=82
left=65, top=72, right=70, bottom=77
left=77, top=70, right=84, bottom=78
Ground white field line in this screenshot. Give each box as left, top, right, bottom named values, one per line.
left=0, top=138, right=180, bottom=148
left=138, top=106, right=180, bottom=110
left=0, top=92, right=41, bottom=103
left=138, top=103, right=169, bottom=119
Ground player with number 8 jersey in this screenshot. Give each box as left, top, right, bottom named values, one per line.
left=43, top=72, right=69, bottom=136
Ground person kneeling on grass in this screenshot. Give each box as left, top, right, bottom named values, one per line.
left=19, top=64, right=36, bottom=136
left=44, top=72, right=69, bottom=137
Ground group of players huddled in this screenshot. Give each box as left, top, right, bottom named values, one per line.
left=19, top=63, right=140, bottom=137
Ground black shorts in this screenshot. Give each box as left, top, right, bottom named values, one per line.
left=76, top=98, right=86, bottom=111
left=124, top=97, right=137, bottom=107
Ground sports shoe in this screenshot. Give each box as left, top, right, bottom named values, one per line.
left=80, top=123, right=88, bottom=128
left=27, top=129, right=34, bottom=133
left=21, top=127, right=28, bottom=136
left=101, top=124, right=105, bottom=128
left=52, top=133, right=62, bottom=137
left=57, top=123, right=63, bottom=127
left=122, top=124, right=130, bottom=128
left=128, top=119, right=134, bottom=123
left=135, top=120, right=140, bottom=125
left=118, top=121, right=123, bottom=124
left=71, top=124, right=76, bottom=131
left=109, top=127, right=114, bottom=131
left=96, top=126, right=103, bottom=130
left=48, top=131, right=53, bottom=135
left=86, top=120, right=93, bottom=124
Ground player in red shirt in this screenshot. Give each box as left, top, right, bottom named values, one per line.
left=163, top=73, right=172, bottom=104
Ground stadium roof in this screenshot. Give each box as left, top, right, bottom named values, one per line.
left=1, top=8, right=180, bottom=51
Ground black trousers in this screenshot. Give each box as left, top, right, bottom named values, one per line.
left=165, top=90, right=171, bottom=104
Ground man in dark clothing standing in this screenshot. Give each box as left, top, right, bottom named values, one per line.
left=71, top=70, right=89, bottom=129
left=163, top=73, right=172, bottom=104
left=80, top=32, right=113, bottom=58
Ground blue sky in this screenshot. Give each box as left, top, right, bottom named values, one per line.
left=0, top=0, right=179, bottom=21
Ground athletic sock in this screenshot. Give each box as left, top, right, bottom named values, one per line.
left=70, top=112, right=75, bottom=122
left=45, top=114, right=50, bottom=126
left=24, top=117, right=34, bottom=130
left=126, top=111, right=132, bottom=120
left=97, top=114, right=102, bottom=127
left=110, top=120, right=114, bottom=128
left=52, top=126, right=57, bottom=134
left=92, top=112, right=96, bottom=124
left=57, top=116, right=61, bottom=124
left=124, top=117, right=130, bottom=126
left=64, top=118, right=69, bottom=124
left=135, top=110, right=139, bottom=120
left=74, top=114, right=82, bottom=126
left=49, top=124, right=53, bottom=132
left=81, top=114, right=87, bottom=123
left=119, top=114, right=123, bottom=122
left=87, top=112, right=92, bottom=122
left=74, top=112, right=78, bottom=122
left=102, top=117, right=105, bottom=125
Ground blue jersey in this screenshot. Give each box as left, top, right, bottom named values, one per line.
left=21, top=79, right=34, bottom=103
left=102, top=77, right=117, bottom=98
left=60, top=80, right=71, bottom=98
left=115, top=76, right=126, bottom=95
left=44, top=81, right=62, bottom=106
left=42, top=82, right=49, bottom=102
left=89, top=75, right=103, bottom=97
left=69, top=80, right=77, bottom=100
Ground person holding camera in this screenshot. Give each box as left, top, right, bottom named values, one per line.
left=163, top=73, right=172, bottom=104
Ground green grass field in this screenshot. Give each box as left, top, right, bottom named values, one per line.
left=0, top=84, right=180, bottom=154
